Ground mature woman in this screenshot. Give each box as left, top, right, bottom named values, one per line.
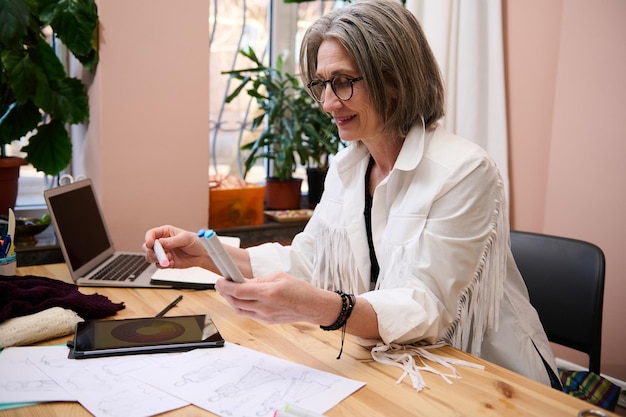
left=144, top=0, right=559, bottom=388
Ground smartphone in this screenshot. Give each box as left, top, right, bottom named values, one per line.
left=68, top=314, right=224, bottom=359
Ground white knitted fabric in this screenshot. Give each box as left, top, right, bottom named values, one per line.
left=0, top=307, right=83, bottom=348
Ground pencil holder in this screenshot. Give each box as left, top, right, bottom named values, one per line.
left=0, top=254, right=17, bottom=276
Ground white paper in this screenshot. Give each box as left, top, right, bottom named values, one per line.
left=0, top=347, right=74, bottom=403
left=217, top=235, right=241, bottom=248
left=131, top=343, right=365, bottom=417
left=151, top=266, right=221, bottom=285
left=1, top=338, right=364, bottom=417
left=26, top=346, right=189, bottom=417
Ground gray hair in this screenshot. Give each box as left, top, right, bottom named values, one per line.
left=299, top=0, right=445, bottom=136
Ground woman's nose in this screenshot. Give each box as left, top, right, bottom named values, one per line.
left=322, top=90, right=341, bottom=112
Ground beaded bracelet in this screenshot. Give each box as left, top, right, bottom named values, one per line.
left=320, top=290, right=356, bottom=359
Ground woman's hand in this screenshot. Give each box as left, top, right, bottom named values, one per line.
left=214, top=272, right=342, bottom=326
left=143, top=225, right=209, bottom=269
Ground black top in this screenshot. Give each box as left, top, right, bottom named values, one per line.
left=364, top=156, right=380, bottom=287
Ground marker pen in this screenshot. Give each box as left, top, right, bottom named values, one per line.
left=198, top=229, right=228, bottom=276
left=273, top=411, right=294, bottom=417
left=0, top=236, right=11, bottom=258
left=153, top=239, right=170, bottom=267
left=198, top=229, right=245, bottom=283
left=277, top=404, right=325, bottom=417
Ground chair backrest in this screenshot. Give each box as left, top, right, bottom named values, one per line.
left=509, top=230, right=606, bottom=374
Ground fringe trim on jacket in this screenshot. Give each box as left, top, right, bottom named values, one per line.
left=438, top=178, right=507, bottom=356
left=310, top=225, right=361, bottom=294
left=371, top=343, right=484, bottom=391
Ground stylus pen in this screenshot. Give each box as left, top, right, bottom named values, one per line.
left=155, top=295, right=183, bottom=317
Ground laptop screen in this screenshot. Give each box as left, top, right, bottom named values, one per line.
left=45, top=179, right=114, bottom=275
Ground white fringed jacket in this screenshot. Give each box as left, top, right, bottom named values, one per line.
left=248, top=123, right=557, bottom=386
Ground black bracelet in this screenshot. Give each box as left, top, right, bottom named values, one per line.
left=320, top=290, right=353, bottom=331
left=320, top=290, right=356, bottom=359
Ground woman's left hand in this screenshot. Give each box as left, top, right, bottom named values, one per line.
left=214, top=272, right=340, bottom=326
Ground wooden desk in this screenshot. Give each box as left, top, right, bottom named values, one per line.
left=3, top=264, right=616, bottom=417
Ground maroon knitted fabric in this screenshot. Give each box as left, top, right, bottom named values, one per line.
left=0, top=275, right=125, bottom=322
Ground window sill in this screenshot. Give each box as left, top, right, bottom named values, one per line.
left=215, top=217, right=308, bottom=247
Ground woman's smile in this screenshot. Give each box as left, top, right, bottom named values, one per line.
left=334, top=113, right=357, bottom=126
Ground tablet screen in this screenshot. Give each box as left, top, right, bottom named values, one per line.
left=70, top=315, right=224, bottom=358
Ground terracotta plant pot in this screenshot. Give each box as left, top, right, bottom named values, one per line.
left=0, top=157, right=28, bottom=216
left=209, top=184, right=266, bottom=229
left=264, top=178, right=303, bottom=210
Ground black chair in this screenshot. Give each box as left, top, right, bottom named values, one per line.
left=510, top=230, right=606, bottom=374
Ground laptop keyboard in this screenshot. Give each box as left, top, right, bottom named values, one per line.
left=89, top=254, right=151, bottom=282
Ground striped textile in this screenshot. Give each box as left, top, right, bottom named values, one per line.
left=559, top=369, right=621, bottom=412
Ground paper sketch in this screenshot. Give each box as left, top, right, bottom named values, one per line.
left=1, top=342, right=364, bottom=417
left=26, top=346, right=189, bottom=417
left=132, top=343, right=365, bottom=417
left=0, top=347, right=75, bottom=403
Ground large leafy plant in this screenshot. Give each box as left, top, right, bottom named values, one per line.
left=223, top=47, right=340, bottom=181
left=0, top=0, right=98, bottom=176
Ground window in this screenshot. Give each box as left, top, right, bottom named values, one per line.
left=14, top=1, right=346, bottom=209
left=8, top=138, right=55, bottom=209
left=209, top=0, right=346, bottom=186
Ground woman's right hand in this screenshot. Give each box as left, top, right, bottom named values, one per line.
left=143, top=225, right=210, bottom=270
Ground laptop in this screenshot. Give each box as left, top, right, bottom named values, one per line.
left=44, top=178, right=164, bottom=288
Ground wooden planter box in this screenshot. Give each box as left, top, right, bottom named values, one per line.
left=209, top=184, right=266, bottom=229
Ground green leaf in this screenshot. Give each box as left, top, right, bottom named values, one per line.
left=0, top=0, right=31, bottom=48
left=0, top=100, right=41, bottom=145
left=1, top=49, right=50, bottom=105
left=240, top=46, right=261, bottom=65
left=31, top=35, right=66, bottom=80
left=45, top=77, right=89, bottom=123
left=250, top=113, right=265, bottom=130
left=22, top=119, right=72, bottom=175
left=224, top=76, right=252, bottom=103
left=75, top=45, right=97, bottom=71
left=37, top=0, right=98, bottom=58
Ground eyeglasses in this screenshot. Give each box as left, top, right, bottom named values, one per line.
left=306, top=75, right=364, bottom=103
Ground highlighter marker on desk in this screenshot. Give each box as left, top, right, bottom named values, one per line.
left=275, top=404, right=326, bottom=417
left=274, top=412, right=295, bottom=417
left=198, top=229, right=245, bottom=283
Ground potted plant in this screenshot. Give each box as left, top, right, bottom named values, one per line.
left=223, top=46, right=340, bottom=210
left=0, top=0, right=98, bottom=215
left=301, top=110, right=341, bottom=207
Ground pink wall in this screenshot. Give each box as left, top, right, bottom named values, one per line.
left=87, top=1, right=210, bottom=252
left=506, top=0, right=626, bottom=380
left=87, top=0, right=625, bottom=381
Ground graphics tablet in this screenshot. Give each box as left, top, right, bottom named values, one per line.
left=68, top=315, right=225, bottom=359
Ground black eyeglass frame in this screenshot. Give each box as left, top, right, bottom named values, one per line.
left=306, top=75, right=364, bottom=103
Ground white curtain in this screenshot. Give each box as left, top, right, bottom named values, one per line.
left=406, top=0, right=510, bottom=196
